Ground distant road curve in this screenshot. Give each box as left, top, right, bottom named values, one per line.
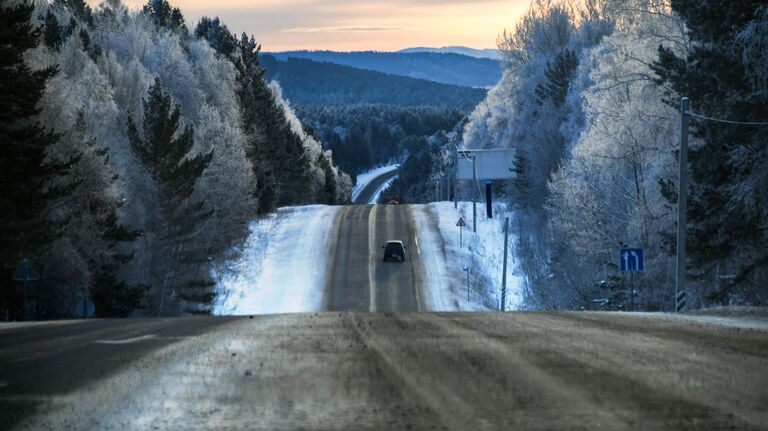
left=353, top=168, right=399, bottom=205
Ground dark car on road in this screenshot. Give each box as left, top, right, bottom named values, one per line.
left=382, top=240, right=406, bottom=262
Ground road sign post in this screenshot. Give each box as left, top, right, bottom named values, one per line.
left=13, top=258, right=41, bottom=321
left=457, top=217, right=466, bottom=248
left=485, top=181, right=493, bottom=219
left=620, top=248, right=644, bottom=312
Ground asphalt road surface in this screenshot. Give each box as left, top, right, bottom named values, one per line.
left=352, top=169, right=399, bottom=205
left=324, top=204, right=423, bottom=312
left=2, top=312, right=767, bottom=430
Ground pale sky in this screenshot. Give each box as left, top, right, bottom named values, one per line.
left=115, top=0, right=529, bottom=51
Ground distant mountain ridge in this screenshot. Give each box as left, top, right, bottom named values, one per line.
left=260, top=55, right=486, bottom=112
left=266, top=50, right=502, bottom=88
left=398, top=46, right=501, bottom=60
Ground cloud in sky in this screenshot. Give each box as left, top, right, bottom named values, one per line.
left=282, top=25, right=407, bottom=33
left=111, top=0, right=530, bottom=51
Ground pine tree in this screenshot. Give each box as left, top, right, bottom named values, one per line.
left=512, top=151, right=534, bottom=208
left=235, top=34, right=314, bottom=207
left=54, top=0, right=93, bottom=26
left=652, top=1, right=768, bottom=304
left=49, top=114, right=145, bottom=317
left=194, top=16, right=237, bottom=58
left=91, top=201, right=146, bottom=317
left=0, top=0, right=62, bottom=318
left=43, top=11, right=63, bottom=50
left=142, top=0, right=185, bottom=33
left=317, top=152, right=337, bottom=205
left=128, top=78, right=213, bottom=314
left=535, top=49, right=579, bottom=107
left=78, top=28, right=102, bottom=62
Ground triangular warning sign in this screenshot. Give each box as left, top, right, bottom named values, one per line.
left=456, top=217, right=466, bottom=227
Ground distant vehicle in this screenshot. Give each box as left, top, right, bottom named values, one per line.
left=382, top=240, right=406, bottom=262
left=384, top=194, right=404, bottom=205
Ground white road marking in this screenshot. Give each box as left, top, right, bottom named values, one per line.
left=368, top=205, right=378, bottom=312
left=95, top=334, right=157, bottom=345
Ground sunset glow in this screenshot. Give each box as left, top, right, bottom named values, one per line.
left=111, top=0, right=529, bottom=51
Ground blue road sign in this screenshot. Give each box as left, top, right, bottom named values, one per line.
left=620, top=248, right=644, bottom=272
left=13, top=258, right=40, bottom=282
left=76, top=298, right=96, bottom=318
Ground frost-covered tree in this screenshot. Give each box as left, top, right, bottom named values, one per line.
left=461, top=0, right=698, bottom=310
left=3, top=0, right=350, bottom=318
left=43, top=114, right=145, bottom=317
left=194, top=16, right=237, bottom=57
left=43, top=10, right=64, bottom=50
left=497, top=0, right=573, bottom=68
left=546, top=3, right=688, bottom=310
left=142, top=0, right=185, bottom=33
left=128, top=78, right=213, bottom=314
left=653, top=1, right=768, bottom=305
left=0, top=0, right=64, bottom=318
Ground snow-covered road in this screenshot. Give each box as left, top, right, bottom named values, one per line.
left=215, top=200, right=524, bottom=315
left=351, top=164, right=400, bottom=204
left=214, top=205, right=340, bottom=315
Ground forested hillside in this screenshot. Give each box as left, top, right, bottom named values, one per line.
left=261, top=55, right=486, bottom=111
left=457, top=0, right=768, bottom=311
left=268, top=50, right=502, bottom=88
left=399, top=46, right=501, bottom=60
left=0, top=0, right=350, bottom=319
left=298, top=105, right=463, bottom=177
left=261, top=55, right=482, bottom=188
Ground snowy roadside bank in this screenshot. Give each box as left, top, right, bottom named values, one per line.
left=352, top=164, right=400, bottom=202
left=214, top=205, right=339, bottom=315
left=412, top=202, right=524, bottom=311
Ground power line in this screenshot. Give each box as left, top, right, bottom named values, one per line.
left=688, top=111, right=768, bottom=126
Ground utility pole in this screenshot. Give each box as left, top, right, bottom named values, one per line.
left=676, top=97, right=689, bottom=312
left=445, top=174, right=449, bottom=203
left=472, top=154, right=477, bottom=233
left=501, top=216, right=509, bottom=311
left=454, top=148, right=458, bottom=209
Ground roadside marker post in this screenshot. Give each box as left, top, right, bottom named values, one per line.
left=620, top=248, right=644, bottom=312
left=500, top=216, right=509, bottom=311
left=676, top=290, right=687, bottom=312
left=463, top=267, right=470, bottom=301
